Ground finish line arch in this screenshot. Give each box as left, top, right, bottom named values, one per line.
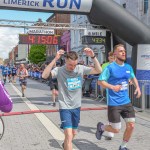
left=0, top=0, right=150, bottom=46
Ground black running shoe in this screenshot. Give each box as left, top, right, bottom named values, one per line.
left=95, top=122, right=104, bottom=140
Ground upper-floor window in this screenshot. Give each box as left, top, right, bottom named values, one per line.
left=144, top=0, right=148, bottom=14
left=73, top=15, right=77, bottom=22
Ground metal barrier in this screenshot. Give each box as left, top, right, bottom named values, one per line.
left=92, top=79, right=150, bottom=111
left=129, top=80, right=150, bottom=111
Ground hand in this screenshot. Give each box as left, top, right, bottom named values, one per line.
left=55, top=49, right=65, bottom=60
left=84, top=47, right=95, bottom=57
left=134, top=87, right=141, bottom=98
left=112, top=85, right=122, bottom=92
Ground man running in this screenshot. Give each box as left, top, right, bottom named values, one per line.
left=11, top=65, right=17, bottom=83
left=96, top=44, right=141, bottom=150
left=1, top=64, right=8, bottom=84
left=49, top=62, right=60, bottom=107
left=42, top=48, right=102, bottom=150
left=7, top=65, right=12, bottom=83
left=17, top=64, right=28, bottom=97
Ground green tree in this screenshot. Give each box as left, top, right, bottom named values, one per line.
left=28, top=45, right=46, bottom=64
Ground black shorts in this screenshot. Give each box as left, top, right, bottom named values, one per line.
left=49, top=82, right=58, bottom=90
left=12, top=73, right=16, bottom=76
left=108, top=103, right=135, bottom=123
left=19, top=79, right=27, bottom=86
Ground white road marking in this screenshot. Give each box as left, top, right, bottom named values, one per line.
left=10, top=83, right=79, bottom=150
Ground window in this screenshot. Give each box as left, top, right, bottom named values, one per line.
left=144, top=0, right=148, bottom=14
left=73, top=15, right=77, bottom=22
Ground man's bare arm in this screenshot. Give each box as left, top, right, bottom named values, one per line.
left=90, top=57, right=102, bottom=74
left=42, top=49, right=64, bottom=79
left=130, top=77, right=141, bottom=98
left=98, top=80, right=122, bottom=92
left=84, top=47, right=102, bottom=74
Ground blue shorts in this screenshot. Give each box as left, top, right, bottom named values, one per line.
left=59, top=107, right=80, bottom=130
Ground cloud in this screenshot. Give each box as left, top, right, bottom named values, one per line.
left=0, top=27, right=24, bottom=59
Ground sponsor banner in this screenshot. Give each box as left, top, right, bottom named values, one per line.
left=136, top=44, right=150, bottom=80
left=84, top=29, right=106, bottom=36
left=28, top=29, right=54, bottom=35
left=0, top=0, right=92, bottom=13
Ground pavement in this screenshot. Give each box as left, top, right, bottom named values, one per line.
left=0, top=78, right=150, bottom=150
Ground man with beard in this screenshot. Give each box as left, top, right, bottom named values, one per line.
left=95, top=44, right=141, bottom=150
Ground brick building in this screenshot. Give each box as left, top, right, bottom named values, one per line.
left=46, top=13, right=70, bottom=62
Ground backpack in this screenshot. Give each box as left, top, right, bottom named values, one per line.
left=0, top=81, right=13, bottom=112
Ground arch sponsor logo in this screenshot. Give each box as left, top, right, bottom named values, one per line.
left=1, top=0, right=92, bottom=13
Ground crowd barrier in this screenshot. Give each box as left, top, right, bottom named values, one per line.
left=27, top=71, right=150, bottom=111
left=129, top=80, right=150, bottom=111
left=83, top=78, right=150, bottom=111
left=28, top=71, right=42, bottom=80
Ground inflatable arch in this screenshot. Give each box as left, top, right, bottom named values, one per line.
left=1, top=0, right=150, bottom=46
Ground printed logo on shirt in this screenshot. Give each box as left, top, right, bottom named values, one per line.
left=126, top=71, right=130, bottom=73
left=67, top=77, right=81, bottom=91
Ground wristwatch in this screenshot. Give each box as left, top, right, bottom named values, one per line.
left=91, top=55, right=96, bottom=59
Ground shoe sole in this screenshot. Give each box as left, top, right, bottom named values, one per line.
left=95, top=122, right=103, bottom=140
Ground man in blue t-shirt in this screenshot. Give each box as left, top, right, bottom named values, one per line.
left=96, top=44, right=141, bottom=150
left=1, top=64, right=8, bottom=84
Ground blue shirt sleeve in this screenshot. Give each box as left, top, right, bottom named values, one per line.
left=129, top=65, right=135, bottom=79
left=98, top=67, right=110, bottom=81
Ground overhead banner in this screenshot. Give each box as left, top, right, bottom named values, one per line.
left=136, top=44, right=150, bottom=80
left=0, top=0, right=93, bottom=13
left=84, top=29, right=106, bottom=36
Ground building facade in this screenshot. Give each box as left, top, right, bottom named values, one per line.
left=113, top=0, right=150, bottom=62
left=46, top=13, right=70, bottom=62
left=60, top=30, right=71, bottom=52
left=70, top=14, right=107, bottom=65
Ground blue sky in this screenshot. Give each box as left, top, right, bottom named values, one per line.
left=0, top=9, right=52, bottom=22
left=0, top=10, right=52, bottom=59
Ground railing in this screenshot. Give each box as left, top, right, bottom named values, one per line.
left=129, top=80, right=150, bottom=111
left=89, top=78, right=150, bottom=111
left=28, top=71, right=150, bottom=112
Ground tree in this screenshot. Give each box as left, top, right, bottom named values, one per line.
left=28, top=45, right=46, bottom=64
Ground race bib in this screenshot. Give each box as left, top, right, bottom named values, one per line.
left=67, top=77, right=81, bottom=90
left=120, top=81, right=128, bottom=90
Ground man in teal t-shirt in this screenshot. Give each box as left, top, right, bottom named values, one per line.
left=96, top=44, right=141, bottom=150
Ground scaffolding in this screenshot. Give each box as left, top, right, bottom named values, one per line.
left=0, top=19, right=105, bottom=30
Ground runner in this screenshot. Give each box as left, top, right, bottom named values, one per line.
left=49, top=62, right=60, bottom=107
left=11, top=65, right=17, bottom=83
left=42, top=48, right=102, bottom=150
left=1, top=64, right=8, bottom=84
left=96, top=44, right=141, bottom=150
left=17, top=64, right=28, bottom=97
left=7, top=65, right=12, bottom=83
